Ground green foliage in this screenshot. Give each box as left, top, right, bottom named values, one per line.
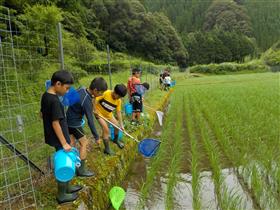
left=203, top=0, right=253, bottom=36
left=262, top=41, right=280, bottom=72
left=18, top=4, right=63, bottom=28
left=62, top=11, right=87, bottom=37
left=188, top=60, right=269, bottom=74
left=244, top=0, right=280, bottom=50
left=16, top=4, right=63, bottom=58
left=184, top=30, right=257, bottom=65
left=143, top=0, right=212, bottom=34
left=91, top=0, right=187, bottom=67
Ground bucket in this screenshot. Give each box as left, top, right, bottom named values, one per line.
left=53, top=147, right=81, bottom=182
left=124, top=103, right=133, bottom=115
left=109, top=124, right=123, bottom=141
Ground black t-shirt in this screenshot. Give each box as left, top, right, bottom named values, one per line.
left=40, top=92, right=70, bottom=147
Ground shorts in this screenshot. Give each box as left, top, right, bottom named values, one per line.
left=131, top=93, right=142, bottom=112
left=68, top=126, right=85, bottom=140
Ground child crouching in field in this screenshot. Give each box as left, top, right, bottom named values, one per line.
left=94, top=84, right=127, bottom=155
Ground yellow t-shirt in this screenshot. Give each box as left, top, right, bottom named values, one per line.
left=95, top=90, right=121, bottom=119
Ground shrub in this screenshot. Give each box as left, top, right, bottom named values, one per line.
left=189, top=60, right=269, bottom=74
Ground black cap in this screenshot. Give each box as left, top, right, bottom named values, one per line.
left=114, top=84, right=127, bottom=97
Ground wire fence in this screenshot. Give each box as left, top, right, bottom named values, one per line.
left=0, top=6, right=38, bottom=209
left=0, top=5, right=164, bottom=209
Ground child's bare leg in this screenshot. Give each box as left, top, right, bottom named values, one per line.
left=132, top=112, right=136, bottom=121
left=79, top=136, right=88, bottom=160
left=136, top=112, right=141, bottom=120
left=76, top=136, right=94, bottom=177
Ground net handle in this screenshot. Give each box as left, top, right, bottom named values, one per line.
left=95, top=113, right=139, bottom=143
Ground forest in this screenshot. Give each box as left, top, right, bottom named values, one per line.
left=2, top=0, right=280, bottom=69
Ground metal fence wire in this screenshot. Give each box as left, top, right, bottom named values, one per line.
left=0, top=6, right=38, bottom=210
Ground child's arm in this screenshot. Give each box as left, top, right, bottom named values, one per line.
left=84, top=99, right=99, bottom=141
left=52, top=120, right=72, bottom=151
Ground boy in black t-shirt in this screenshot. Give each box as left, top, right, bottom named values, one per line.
left=41, top=70, right=81, bottom=204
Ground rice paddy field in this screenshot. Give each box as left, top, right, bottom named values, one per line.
left=123, top=72, right=280, bottom=210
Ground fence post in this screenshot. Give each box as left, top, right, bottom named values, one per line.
left=107, top=44, right=112, bottom=89
left=57, top=22, right=64, bottom=70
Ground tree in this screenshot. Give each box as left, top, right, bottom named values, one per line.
left=183, top=29, right=256, bottom=65
left=203, top=0, right=253, bottom=37
left=91, top=0, right=187, bottom=67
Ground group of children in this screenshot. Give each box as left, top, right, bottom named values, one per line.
left=159, top=69, right=172, bottom=91
left=40, top=68, right=149, bottom=204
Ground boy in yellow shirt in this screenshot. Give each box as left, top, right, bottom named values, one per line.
left=95, top=84, right=127, bottom=155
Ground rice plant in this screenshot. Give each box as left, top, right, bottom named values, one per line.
left=137, top=72, right=280, bottom=209
left=165, top=96, right=184, bottom=210
left=185, top=94, right=201, bottom=210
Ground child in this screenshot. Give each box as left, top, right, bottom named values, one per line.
left=66, top=77, right=107, bottom=177
left=95, top=84, right=127, bottom=155
left=40, top=70, right=80, bottom=204
left=127, top=68, right=149, bottom=125
left=163, top=74, right=171, bottom=90
left=127, top=68, right=141, bottom=124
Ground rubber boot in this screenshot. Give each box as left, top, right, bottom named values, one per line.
left=67, top=182, right=83, bottom=193
left=56, top=181, right=78, bottom=204
left=76, top=160, right=95, bottom=177
left=103, top=139, right=115, bottom=155
left=113, top=135, right=124, bottom=149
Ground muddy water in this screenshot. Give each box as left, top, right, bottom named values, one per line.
left=119, top=103, right=253, bottom=209
left=122, top=163, right=254, bottom=209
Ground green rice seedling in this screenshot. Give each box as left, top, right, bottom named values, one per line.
left=184, top=94, right=201, bottom=210
left=137, top=94, right=178, bottom=209
left=191, top=92, right=244, bottom=210
left=165, top=96, right=184, bottom=210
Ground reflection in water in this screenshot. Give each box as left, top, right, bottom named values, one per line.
left=123, top=165, right=254, bottom=210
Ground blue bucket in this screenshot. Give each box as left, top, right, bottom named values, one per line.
left=125, top=103, right=133, bottom=115
left=170, top=81, right=176, bottom=87
left=53, top=148, right=81, bottom=182
left=109, top=124, right=123, bottom=141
